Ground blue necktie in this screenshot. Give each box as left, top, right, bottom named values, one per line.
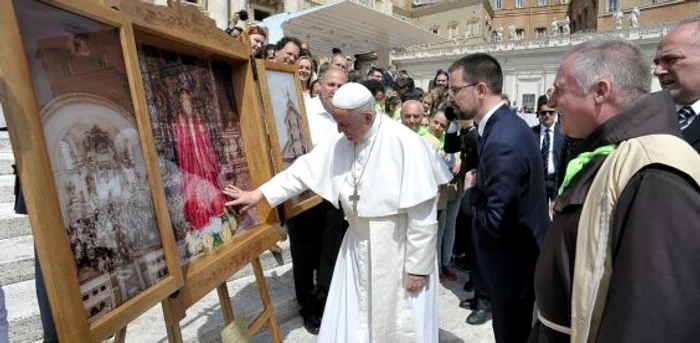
left=679, top=105, right=696, bottom=130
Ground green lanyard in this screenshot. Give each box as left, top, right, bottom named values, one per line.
left=558, top=144, right=616, bottom=195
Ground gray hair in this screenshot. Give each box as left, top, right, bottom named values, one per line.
left=563, top=36, right=650, bottom=109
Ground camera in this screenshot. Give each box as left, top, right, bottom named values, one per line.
left=237, top=10, right=249, bottom=22
left=444, top=106, right=457, bottom=121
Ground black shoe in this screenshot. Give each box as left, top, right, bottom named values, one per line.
left=302, top=314, right=321, bottom=335
left=459, top=297, right=475, bottom=310
left=466, top=309, right=492, bottom=325
left=463, top=280, right=474, bottom=292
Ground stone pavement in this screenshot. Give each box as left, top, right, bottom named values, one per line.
left=106, top=262, right=494, bottom=343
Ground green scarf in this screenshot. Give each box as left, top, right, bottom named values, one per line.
left=558, top=144, right=616, bottom=195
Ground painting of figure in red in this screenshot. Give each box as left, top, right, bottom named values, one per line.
left=137, top=44, right=258, bottom=264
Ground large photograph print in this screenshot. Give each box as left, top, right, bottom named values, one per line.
left=13, top=0, right=167, bottom=323
left=137, top=44, right=258, bottom=264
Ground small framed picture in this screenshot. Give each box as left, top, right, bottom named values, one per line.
left=255, top=60, right=321, bottom=220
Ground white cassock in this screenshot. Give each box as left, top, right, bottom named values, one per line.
left=260, top=115, right=452, bottom=342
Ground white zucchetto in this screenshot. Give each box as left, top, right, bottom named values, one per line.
left=332, top=83, right=373, bottom=110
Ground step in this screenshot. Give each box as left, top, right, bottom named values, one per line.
left=0, top=235, right=34, bottom=286
left=0, top=203, right=30, bottom=240
left=6, top=255, right=297, bottom=343
left=0, top=227, right=291, bottom=287
left=0, top=131, right=10, bottom=154
left=5, top=279, right=41, bottom=343
left=0, top=174, right=15, bottom=203
left=0, top=152, right=13, bottom=175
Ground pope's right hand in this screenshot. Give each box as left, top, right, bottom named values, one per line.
left=223, top=185, right=263, bottom=212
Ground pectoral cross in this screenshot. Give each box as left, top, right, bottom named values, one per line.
left=349, top=187, right=360, bottom=212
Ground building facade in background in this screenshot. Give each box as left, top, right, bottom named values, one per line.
left=137, top=0, right=698, bottom=114
left=569, top=0, right=696, bottom=32
left=145, top=0, right=398, bottom=31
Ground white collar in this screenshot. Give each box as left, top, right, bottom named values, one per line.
left=676, top=98, right=700, bottom=116
left=360, top=114, right=381, bottom=142
left=540, top=123, right=554, bottom=132
left=477, top=102, right=504, bottom=137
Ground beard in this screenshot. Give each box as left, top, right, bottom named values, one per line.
left=453, top=105, right=476, bottom=120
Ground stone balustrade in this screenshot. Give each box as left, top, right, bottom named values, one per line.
left=391, top=24, right=673, bottom=60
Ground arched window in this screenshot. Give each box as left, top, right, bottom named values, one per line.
left=61, top=140, right=75, bottom=170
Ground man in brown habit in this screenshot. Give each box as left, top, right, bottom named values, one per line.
left=530, top=37, right=700, bottom=342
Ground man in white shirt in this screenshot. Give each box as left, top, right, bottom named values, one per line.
left=654, top=18, right=700, bottom=153
left=279, top=68, right=349, bottom=335
left=306, top=69, right=347, bottom=148
left=532, top=103, right=564, bottom=204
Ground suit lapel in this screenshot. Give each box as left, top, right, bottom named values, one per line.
left=553, top=124, right=563, bottom=164
left=481, top=105, right=508, bottom=142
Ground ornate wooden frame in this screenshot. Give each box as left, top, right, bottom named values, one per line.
left=0, top=0, right=284, bottom=342
left=0, top=0, right=184, bottom=341
left=255, top=60, right=322, bottom=220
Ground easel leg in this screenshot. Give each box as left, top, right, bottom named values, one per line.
left=114, top=327, right=127, bottom=343
left=217, top=283, right=235, bottom=325
left=162, top=300, right=184, bottom=343
left=252, top=257, right=281, bottom=343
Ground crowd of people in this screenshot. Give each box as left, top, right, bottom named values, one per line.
left=6, top=12, right=700, bottom=343
left=227, top=16, right=700, bottom=343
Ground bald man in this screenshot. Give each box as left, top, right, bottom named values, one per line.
left=654, top=18, right=700, bottom=153
left=402, top=100, right=441, bottom=152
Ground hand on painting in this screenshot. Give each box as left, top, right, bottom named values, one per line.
left=223, top=185, right=263, bottom=212
left=407, top=274, right=426, bottom=293
left=464, top=169, right=477, bottom=189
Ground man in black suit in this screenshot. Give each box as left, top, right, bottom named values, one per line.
left=448, top=53, right=549, bottom=343
left=537, top=88, right=553, bottom=112
left=532, top=103, right=564, bottom=204
left=654, top=19, right=700, bottom=153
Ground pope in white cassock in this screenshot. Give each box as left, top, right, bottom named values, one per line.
left=224, top=83, right=452, bottom=342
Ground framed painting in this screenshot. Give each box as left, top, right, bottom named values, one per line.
left=255, top=60, right=321, bottom=220
left=0, top=0, right=183, bottom=341
left=122, top=0, right=284, bottom=314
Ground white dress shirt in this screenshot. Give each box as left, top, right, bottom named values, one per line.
left=477, top=102, right=505, bottom=137
left=305, top=96, right=338, bottom=148
left=539, top=124, right=555, bottom=175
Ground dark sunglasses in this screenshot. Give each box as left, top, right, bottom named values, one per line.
left=539, top=110, right=556, bottom=116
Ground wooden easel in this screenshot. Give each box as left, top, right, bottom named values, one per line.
left=160, top=224, right=285, bottom=343
left=110, top=1, right=285, bottom=341
left=113, top=229, right=284, bottom=343
left=2, top=0, right=287, bottom=340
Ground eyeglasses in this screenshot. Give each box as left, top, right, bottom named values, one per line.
left=539, top=110, right=556, bottom=116
left=448, top=83, right=478, bottom=97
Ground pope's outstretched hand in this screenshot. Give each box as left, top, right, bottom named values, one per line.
left=223, top=185, right=263, bottom=212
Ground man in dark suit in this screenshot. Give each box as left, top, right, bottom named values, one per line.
left=537, top=88, right=553, bottom=112
left=654, top=19, right=700, bottom=153
left=448, top=53, right=549, bottom=343
left=532, top=103, right=564, bottom=204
